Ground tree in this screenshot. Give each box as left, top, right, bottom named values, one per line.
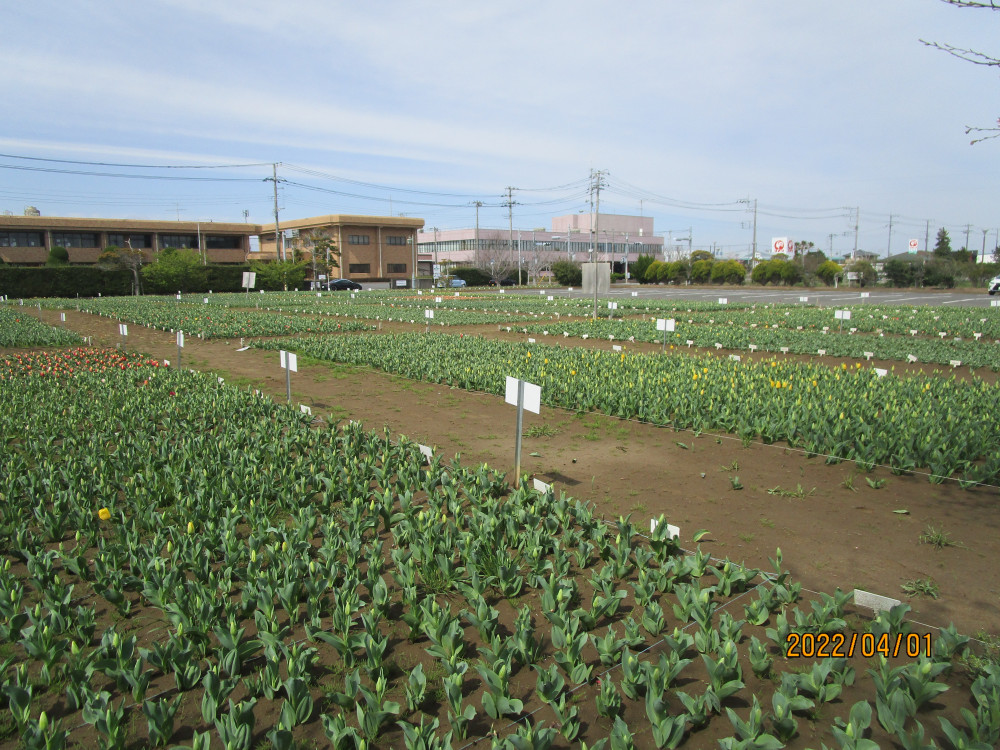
left=98, top=245, right=144, bottom=295
left=473, top=230, right=518, bottom=284
left=631, top=254, right=655, bottom=284
left=141, top=248, right=207, bottom=293
left=689, top=249, right=714, bottom=263
left=934, top=227, right=953, bottom=257
left=644, top=261, right=665, bottom=283
left=711, top=259, right=746, bottom=284
left=46, top=246, right=69, bottom=266
left=779, top=261, right=802, bottom=285
left=550, top=260, right=582, bottom=286
left=690, top=259, right=713, bottom=283
left=921, top=1, right=1000, bottom=144
left=816, top=260, right=843, bottom=286
left=300, top=229, right=340, bottom=283
left=250, top=259, right=309, bottom=291
left=884, top=258, right=916, bottom=287
left=924, top=259, right=956, bottom=287
left=803, top=250, right=828, bottom=275
left=847, top=260, right=878, bottom=287
left=792, top=240, right=816, bottom=260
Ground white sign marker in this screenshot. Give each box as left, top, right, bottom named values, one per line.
left=853, top=589, right=901, bottom=614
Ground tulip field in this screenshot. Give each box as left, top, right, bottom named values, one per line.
left=258, top=333, right=1000, bottom=486
left=1, top=294, right=999, bottom=749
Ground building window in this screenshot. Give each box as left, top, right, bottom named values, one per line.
left=386, top=235, right=407, bottom=246
left=51, top=232, right=99, bottom=248
left=0, top=231, right=43, bottom=247
left=387, top=263, right=406, bottom=273
left=348, top=263, right=371, bottom=274
left=348, top=235, right=371, bottom=245
left=205, top=235, right=241, bottom=249
left=159, top=234, right=198, bottom=249
left=107, top=233, right=152, bottom=249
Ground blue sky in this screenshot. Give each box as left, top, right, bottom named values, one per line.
left=2, top=1, right=997, bottom=259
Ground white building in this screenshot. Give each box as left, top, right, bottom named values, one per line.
left=417, top=214, right=665, bottom=275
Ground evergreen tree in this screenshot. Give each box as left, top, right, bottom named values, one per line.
left=933, top=227, right=953, bottom=257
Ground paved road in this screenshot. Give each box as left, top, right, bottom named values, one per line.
left=502, top=286, right=1000, bottom=308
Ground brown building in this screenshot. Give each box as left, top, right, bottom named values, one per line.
left=258, top=215, right=425, bottom=284
left=0, top=215, right=256, bottom=265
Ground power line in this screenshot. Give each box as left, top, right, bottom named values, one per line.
left=0, top=163, right=261, bottom=182
left=0, top=152, right=271, bottom=169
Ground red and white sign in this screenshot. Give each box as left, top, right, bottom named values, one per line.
left=908, top=239, right=919, bottom=253
left=772, top=237, right=789, bottom=254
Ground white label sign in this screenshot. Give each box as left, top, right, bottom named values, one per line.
left=280, top=350, right=298, bottom=372
left=532, top=478, right=552, bottom=494
left=424, top=309, right=434, bottom=319
left=718, top=298, right=728, bottom=305
left=656, top=318, right=676, bottom=332
left=854, top=589, right=901, bottom=614
left=119, top=324, right=128, bottom=336
left=504, top=376, right=541, bottom=414
left=177, top=331, right=185, bottom=347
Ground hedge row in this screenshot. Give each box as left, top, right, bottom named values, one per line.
left=0, top=265, right=252, bottom=298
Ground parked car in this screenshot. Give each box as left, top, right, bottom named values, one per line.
left=989, top=275, right=1000, bottom=295
left=449, top=278, right=467, bottom=288
left=327, top=279, right=362, bottom=291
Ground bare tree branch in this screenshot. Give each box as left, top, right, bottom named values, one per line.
left=938, top=0, right=998, bottom=9
left=925, top=0, right=999, bottom=144
left=919, top=40, right=999, bottom=67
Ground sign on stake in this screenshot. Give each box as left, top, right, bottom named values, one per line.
left=656, top=318, right=675, bottom=352
left=424, top=308, right=434, bottom=333
left=505, top=376, right=541, bottom=488
left=118, top=323, right=128, bottom=351
left=279, top=350, right=298, bottom=403
left=532, top=477, right=552, bottom=494
left=176, top=330, right=184, bottom=369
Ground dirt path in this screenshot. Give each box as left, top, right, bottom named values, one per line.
left=32, top=308, right=1000, bottom=639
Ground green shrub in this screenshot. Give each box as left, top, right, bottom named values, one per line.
left=631, top=254, right=655, bottom=283
left=452, top=267, right=491, bottom=286
left=551, top=260, right=582, bottom=286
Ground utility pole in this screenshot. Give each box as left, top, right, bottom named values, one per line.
left=504, top=187, right=517, bottom=284
left=741, top=198, right=759, bottom=266
left=590, top=169, right=607, bottom=320
left=853, top=206, right=860, bottom=258
left=432, top=227, right=439, bottom=286
left=267, top=163, right=285, bottom=262
left=964, top=224, right=972, bottom=254
left=473, top=201, right=483, bottom=268
left=925, top=220, right=931, bottom=254
left=886, top=213, right=894, bottom=258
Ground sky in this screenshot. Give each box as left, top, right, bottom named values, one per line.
left=2, top=0, right=998, bottom=260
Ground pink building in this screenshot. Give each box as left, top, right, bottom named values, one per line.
left=417, top=214, right=664, bottom=273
